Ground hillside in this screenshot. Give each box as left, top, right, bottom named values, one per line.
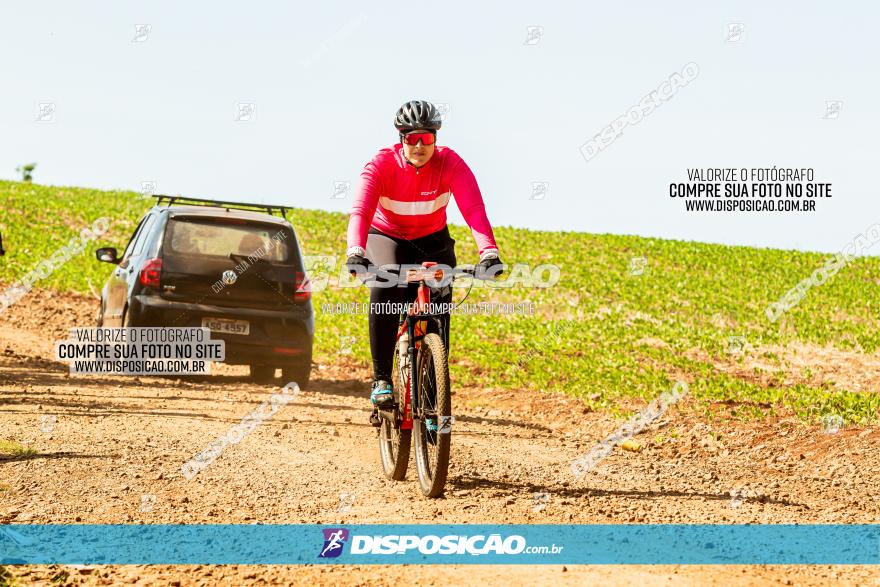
left=1, top=180, right=878, bottom=423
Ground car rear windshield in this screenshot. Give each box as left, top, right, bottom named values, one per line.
left=164, top=218, right=293, bottom=262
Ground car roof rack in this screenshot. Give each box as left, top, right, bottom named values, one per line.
left=152, top=194, right=289, bottom=219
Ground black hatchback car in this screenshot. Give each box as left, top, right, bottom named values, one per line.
left=95, top=196, right=313, bottom=387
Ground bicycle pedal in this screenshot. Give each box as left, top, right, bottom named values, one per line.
left=369, top=409, right=381, bottom=428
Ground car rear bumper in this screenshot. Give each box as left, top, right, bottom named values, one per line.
left=130, top=294, right=313, bottom=366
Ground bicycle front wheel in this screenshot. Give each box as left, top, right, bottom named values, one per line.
left=378, top=334, right=411, bottom=481
left=413, top=332, right=451, bottom=497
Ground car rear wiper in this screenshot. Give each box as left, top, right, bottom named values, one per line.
left=228, top=253, right=271, bottom=266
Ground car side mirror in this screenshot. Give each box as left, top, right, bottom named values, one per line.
left=96, top=247, right=119, bottom=264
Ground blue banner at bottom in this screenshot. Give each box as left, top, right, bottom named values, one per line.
left=1, top=525, right=878, bottom=565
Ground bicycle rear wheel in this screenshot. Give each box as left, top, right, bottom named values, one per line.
left=413, top=332, right=451, bottom=497
left=378, top=336, right=411, bottom=480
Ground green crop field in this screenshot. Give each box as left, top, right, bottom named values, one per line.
left=2, top=180, right=879, bottom=424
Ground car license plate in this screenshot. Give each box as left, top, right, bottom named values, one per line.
left=202, top=317, right=250, bottom=335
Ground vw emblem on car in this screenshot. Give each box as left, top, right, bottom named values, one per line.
left=222, top=270, right=237, bottom=285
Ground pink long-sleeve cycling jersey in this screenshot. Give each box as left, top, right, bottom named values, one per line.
left=346, top=144, right=498, bottom=255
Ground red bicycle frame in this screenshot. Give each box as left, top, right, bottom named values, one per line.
left=394, top=262, right=446, bottom=430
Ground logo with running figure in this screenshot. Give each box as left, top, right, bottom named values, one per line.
left=318, top=528, right=349, bottom=558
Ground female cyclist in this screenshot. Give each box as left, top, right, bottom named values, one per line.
left=345, top=100, right=503, bottom=417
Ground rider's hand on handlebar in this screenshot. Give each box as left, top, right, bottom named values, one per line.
left=475, top=250, right=504, bottom=279
left=345, top=249, right=372, bottom=276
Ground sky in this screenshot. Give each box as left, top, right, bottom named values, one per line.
left=2, top=1, right=878, bottom=254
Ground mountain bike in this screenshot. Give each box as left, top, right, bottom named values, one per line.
left=371, top=262, right=479, bottom=497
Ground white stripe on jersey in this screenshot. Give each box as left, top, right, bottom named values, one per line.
left=379, top=192, right=451, bottom=216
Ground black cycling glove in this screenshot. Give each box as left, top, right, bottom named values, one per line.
left=345, top=251, right=372, bottom=276
left=475, top=252, right=504, bottom=279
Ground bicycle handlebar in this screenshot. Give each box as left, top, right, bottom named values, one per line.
left=357, top=264, right=492, bottom=284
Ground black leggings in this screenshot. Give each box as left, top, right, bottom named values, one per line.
left=365, top=226, right=456, bottom=382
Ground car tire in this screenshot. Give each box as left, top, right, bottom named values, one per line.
left=281, top=362, right=310, bottom=391
left=122, top=306, right=136, bottom=327
left=249, top=364, right=276, bottom=383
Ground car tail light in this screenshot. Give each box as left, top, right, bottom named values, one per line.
left=294, top=271, right=311, bottom=302
left=139, top=258, right=163, bottom=288
left=273, top=347, right=303, bottom=356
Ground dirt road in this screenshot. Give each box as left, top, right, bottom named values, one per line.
left=1, top=288, right=878, bottom=585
